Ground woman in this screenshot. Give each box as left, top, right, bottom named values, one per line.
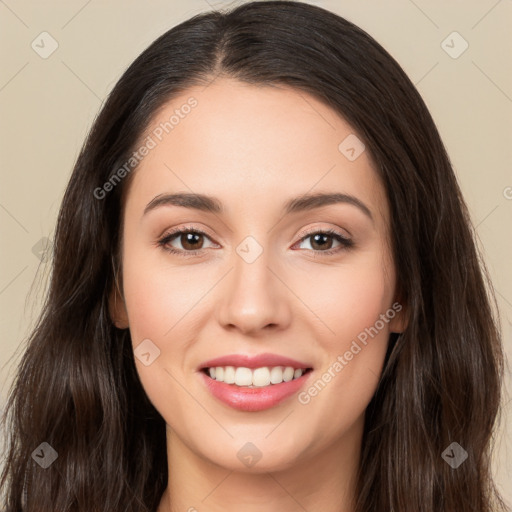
left=1, top=1, right=507, bottom=511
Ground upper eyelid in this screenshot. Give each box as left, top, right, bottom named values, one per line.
left=160, top=226, right=217, bottom=244
left=160, top=225, right=351, bottom=246
left=299, top=226, right=351, bottom=239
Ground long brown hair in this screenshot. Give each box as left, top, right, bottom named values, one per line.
left=1, top=2, right=508, bottom=510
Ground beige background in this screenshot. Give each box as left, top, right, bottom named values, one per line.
left=1, top=0, right=511, bottom=506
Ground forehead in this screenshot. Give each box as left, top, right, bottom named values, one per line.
left=125, top=78, right=388, bottom=227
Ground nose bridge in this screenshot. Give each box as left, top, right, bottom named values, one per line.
left=216, top=239, right=291, bottom=334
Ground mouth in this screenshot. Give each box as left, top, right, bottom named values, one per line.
left=200, top=366, right=314, bottom=388
left=199, top=365, right=314, bottom=412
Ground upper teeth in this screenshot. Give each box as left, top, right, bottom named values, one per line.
left=208, top=366, right=306, bottom=387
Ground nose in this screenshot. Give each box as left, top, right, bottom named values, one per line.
left=215, top=250, right=292, bottom=336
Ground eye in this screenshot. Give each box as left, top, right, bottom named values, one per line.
left=294, top=228, right=353, bottom=256
left=157, top=226, right=218, bottom=257
left=156, top=226, right=353, bottom=258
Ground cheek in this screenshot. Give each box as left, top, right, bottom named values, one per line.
left=120, top=248, right=197, bottom=415
left=121, top=241, right=207, bottom=342
left=295, top=254, right=393, bottom=347
left=335, top=268, right=390, bottom=342
left=294, top=252, right=393, bottom=417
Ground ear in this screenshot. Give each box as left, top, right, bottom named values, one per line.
left=108, top=280, right=129, bottom=329
left=388, top=297, right=408, bottom=334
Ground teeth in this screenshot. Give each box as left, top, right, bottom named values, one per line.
left=207, top=366, right=308, bottom=387
left=223, top=366, right=235, bottom=384
left=236, top=367, right=254, bottom=386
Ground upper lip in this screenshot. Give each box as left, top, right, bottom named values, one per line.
left=199, top=352, right=313, bottom=370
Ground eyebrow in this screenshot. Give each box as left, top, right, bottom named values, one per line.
left=143, top=192, right=373, bottom=221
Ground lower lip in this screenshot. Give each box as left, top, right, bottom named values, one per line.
left=199, top=370, right=313, bottom=412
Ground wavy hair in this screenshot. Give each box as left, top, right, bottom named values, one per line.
left=1, top=1, right=507, bottom=510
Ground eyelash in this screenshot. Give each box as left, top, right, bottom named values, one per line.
left=156, top=225, right=354, bottom=258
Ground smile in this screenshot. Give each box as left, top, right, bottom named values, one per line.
left=199, top=366, right=314, bottom=412
left=203, top=365, right=312, bottom=387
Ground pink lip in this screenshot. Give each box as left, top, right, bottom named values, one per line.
left=198, top=352, right=313, bottom=370
left=199, top=370, right=313, bottom=412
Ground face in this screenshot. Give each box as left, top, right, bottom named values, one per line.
left=111, top=78, right=406, bottom=473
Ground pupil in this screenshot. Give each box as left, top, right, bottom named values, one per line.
left=312, top=233, right=331, bottom=250
left=183, top=233, right=202, bottom=249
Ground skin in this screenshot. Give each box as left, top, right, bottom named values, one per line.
left=110, top=78, right=407, bottom=512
